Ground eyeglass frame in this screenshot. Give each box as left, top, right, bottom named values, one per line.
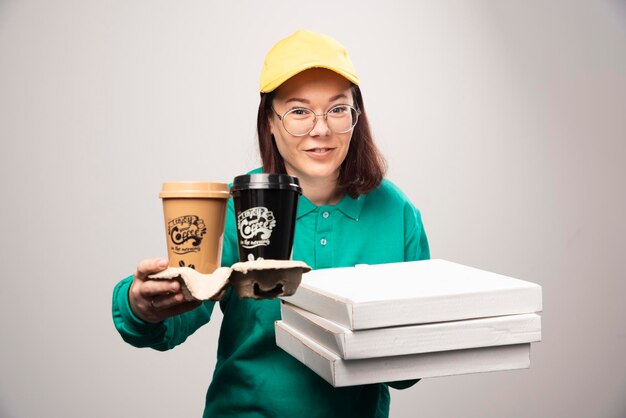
left=271, top=104, right=361, bottom=137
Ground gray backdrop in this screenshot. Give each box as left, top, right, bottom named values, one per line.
left=1, top=1, right=624, bottom=417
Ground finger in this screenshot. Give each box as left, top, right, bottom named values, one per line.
left=150, top=291, right=186, bottom=311
left=140, top=299, right=202, bottom=324
left=135, top=258, right=169, bottom=280
left=139, top=279, right=181, bottom=298
left=156, top=300, right=202, bottom=319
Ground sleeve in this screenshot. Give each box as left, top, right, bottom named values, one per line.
left=111, top=276, right=215, bottom=351
left=111, top=198, right=240, bottom=351
left=387, top=200, right=431, bottom=390
left=404, top=202, right=430, bottom=262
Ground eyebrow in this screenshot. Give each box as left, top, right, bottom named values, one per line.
left=284, top=93, right=348, bottom=104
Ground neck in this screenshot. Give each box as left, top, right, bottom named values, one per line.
left=296, top=174, right=343, bottom=206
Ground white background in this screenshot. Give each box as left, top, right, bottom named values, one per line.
left=1, top=1, right=625, bottom=417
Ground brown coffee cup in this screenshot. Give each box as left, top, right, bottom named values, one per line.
left=159, top=182, right=230, bottom=274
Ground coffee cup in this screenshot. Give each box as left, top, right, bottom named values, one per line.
left=230, top=174, right=302, bottom=262
left=159, top=182, right=230, bottom=273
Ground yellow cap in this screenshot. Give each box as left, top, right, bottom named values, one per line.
left=260, top=29, right=360, bottom=93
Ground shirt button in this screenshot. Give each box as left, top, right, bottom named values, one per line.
left=320, top=238, right=327, bottom=246
left=322, top=211, right=330, bottom=219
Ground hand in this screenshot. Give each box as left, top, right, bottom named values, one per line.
left=129, top=258, right=202, bottom=324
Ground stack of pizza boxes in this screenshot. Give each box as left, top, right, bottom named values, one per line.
left=276, top=259, right=542, bottom=387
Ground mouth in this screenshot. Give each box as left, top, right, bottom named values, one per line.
left=305, top=147, right=334, bottom=154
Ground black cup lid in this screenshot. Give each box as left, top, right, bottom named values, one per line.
left=231, top=173, right=302, bottom=194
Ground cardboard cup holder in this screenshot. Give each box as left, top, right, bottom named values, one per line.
left=148, top=260, right=311, bottom=301
left=229, top=260, right=311, bottom=300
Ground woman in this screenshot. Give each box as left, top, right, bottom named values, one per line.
left=113, top=29, right=430, bottom=418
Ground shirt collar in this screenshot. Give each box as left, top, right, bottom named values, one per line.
left=296, top=195, right=317, bottom=219
left=297, top=193, right=365, bottom=221
left=336, top=193, right=365, bottom=220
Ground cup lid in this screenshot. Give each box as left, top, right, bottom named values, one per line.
left=230, top=173, right=302, bottom=194
left=159, top=182, right=230, bottom=199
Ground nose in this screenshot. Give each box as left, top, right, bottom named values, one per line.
left=308, top=115, right=331, bottom=137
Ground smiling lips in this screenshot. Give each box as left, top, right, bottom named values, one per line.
left=306, top=147, right=334, bottom=154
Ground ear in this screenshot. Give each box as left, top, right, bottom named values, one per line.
left=268, top=116, right=277, bottom=137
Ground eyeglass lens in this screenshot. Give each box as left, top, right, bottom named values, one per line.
left=282, top=105, right=359, bottom=136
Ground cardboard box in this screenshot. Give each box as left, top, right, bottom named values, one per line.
left=282, top=259, right=542, bottom=330
left=275, top=321, right=531, bottom=387
left=280, top=301, right=542, bottom=359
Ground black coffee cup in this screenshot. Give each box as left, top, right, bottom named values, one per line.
left=230, top=173, right=302, bottom=262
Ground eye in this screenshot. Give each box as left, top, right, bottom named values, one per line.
left=328, top=105, right=350, bottom=116
left=292, top=107, right=311, bottom=115
left=287, top=107, right=314, bottom=120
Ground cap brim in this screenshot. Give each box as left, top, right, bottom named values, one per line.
left=261, top=64, right=360, bottom=93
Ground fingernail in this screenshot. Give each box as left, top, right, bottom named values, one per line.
left=158, top=259, right=168, bottom=268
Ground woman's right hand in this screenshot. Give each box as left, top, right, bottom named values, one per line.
left=128, top=258, right=202, bottom=324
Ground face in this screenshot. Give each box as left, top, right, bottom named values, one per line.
left=269, top=68, right=354, bottom=185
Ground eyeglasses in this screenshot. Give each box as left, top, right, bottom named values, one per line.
left=272, top=104, right=361, bottom=137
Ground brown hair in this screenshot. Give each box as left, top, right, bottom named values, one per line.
left=257, top=85, right=386, bottom=198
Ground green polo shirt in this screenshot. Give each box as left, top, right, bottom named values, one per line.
left=112, top=176, right=429, bottom=418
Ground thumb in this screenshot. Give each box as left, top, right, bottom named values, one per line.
left=136, top=258, right=170, bottom=279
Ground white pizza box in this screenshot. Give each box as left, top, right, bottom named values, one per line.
left=275, top=321, right=531, bottom=387
left=280, top=301, right=541, bottom=359
left=282, top=259, right=542, bottom=330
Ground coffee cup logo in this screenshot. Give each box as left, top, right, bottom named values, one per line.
left=168, top=215, right=206, bottom=254
left=237, top=207, right=276, bottom=249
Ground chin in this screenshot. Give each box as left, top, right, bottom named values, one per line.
left=310, top=162, right=343, bottom=176
left=292, top=163, right=341, bottom=181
